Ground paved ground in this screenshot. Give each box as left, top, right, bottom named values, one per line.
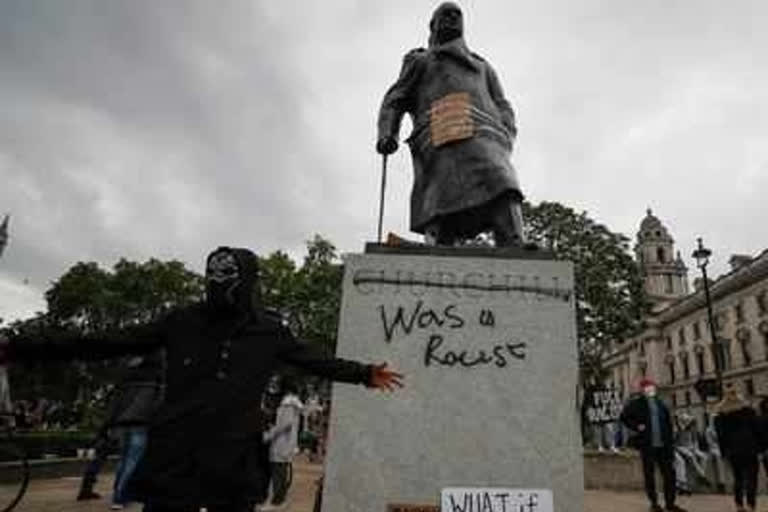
left=0, top=462, right=752, bottom=512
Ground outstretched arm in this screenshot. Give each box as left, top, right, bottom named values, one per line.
left=1, top=319, right=167, bottom=364
left=276, top=327, right=403, bottom=391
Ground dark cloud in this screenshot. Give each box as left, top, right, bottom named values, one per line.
left=1, top=0, right=767, bottom=320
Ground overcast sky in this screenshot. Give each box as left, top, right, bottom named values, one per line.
left=1, top=0, right=766, bottom=322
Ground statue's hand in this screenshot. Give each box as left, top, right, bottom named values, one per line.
left=376, top=136, right=398, bottom=155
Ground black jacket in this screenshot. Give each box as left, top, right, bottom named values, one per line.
left=8, top=306, right=372, bottom=506
left=619, top=395, right=674, bottom=451
left=107, top=353, right=164, bottom=428
left=715, top=406, right=762, bottom=460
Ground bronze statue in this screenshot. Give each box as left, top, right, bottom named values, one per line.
left=376, top=2, right=526, bottom=247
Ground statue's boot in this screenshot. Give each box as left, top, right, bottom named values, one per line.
left=492, top=200, right=525, bottom=248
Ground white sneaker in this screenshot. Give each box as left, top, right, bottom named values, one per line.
left=110, top=505, right=124, bottom=511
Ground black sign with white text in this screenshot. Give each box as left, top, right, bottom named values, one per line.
left=583, top=387, right=622, bottom=425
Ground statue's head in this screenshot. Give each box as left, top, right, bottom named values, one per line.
left=205, top=246, right=261, bottom=315
left=429, top=2, right=464, bottom=46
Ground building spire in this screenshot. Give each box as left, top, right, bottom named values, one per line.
left=635, top=209, right=689, bottom=306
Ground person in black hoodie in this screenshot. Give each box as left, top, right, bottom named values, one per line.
left=715, top=382, right=763, bottom=512
left=1, top=246, right=404, bottom=512
left=620, top=378, right=686, bottom=512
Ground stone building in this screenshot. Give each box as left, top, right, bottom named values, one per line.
left=602, top=209, right=768, bottom=425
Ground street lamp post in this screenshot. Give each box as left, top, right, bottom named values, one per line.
left=692, top=237, right=723, bottom=398
left=0, top=214, right=9, bottom=260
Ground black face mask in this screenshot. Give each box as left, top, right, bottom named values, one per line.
left=205, top=247, right=261, bottom=315
left=206, top=250, right=241, bottom=311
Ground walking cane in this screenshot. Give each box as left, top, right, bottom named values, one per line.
left=377, top=154, right=388, bottom=243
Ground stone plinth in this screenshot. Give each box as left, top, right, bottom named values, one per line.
left=322, top=246, right=583, bottom=512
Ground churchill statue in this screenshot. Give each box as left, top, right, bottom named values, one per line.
left=376, top=2, right=527, bottom=247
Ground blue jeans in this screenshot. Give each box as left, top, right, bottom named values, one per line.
left=112, top=426, right=148, bottom=505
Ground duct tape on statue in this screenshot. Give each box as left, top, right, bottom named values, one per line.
left=430, top=92, right=474, bottom=147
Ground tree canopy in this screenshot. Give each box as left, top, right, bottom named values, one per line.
left=45, top=258, right=204, bottom=331
left=259, top=235, right=343, bottom=357
left=523, top=201, right=648, bottom=385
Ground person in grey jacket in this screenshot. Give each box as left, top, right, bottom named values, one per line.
left=109, top=352, right=165, bottom=509
left=261, top=381, right=304, bottom=510
left=673, top=412, right=708, bottom=495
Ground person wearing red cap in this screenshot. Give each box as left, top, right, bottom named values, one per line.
left=620, top=378, right=687, bottom=512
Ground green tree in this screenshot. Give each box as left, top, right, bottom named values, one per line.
left=6, top=258, right=204, bottom=418
left=259, top=250, right=299, bottom=315
left=523, top=201, right=648, bottom=386
left=259, top=235, right=343, bottom=358
left=44, top=262, right=110, bottom=331
left=295, top=236, right=344, bottom=356
left=46, top=258, right=204, bottom=330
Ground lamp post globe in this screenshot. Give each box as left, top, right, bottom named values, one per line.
left=692, top=237, right=712, bottom=269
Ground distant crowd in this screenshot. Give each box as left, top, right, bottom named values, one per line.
left=11, top=397, right=97, bottom=431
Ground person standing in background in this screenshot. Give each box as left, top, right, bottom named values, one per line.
left=109, top=352, right=165, bottom=510
left=620, top=378, right=687, bottom=512
left=715, top=382, right=763, bottom=512
left=673, top=411, right=708, bottom=495
left=755, top=397, right=768, bottom=484
left=703, top=413, right=726, bottom=493
left=261, top=380, right=304, bottom=511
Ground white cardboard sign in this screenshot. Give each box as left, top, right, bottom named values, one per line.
left=441, top=488, right=553, bottom=512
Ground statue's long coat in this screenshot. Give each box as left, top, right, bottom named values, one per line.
left=378, top=38, right=521, bottom=234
